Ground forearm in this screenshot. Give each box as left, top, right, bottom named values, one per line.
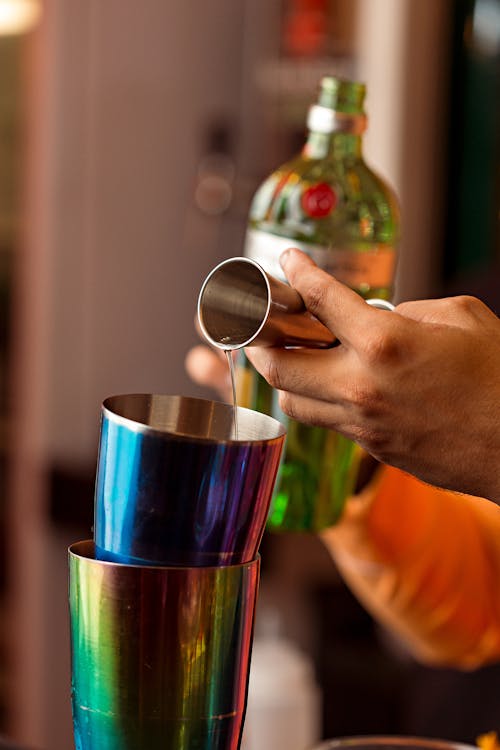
left=321, top=466, right=500, bottom=669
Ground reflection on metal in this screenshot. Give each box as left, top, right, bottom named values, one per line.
left=94, top=394, right=286, bottom=566
left=198, top=257, right=335, bottom=350
left=70, top=541, right=259, bottom=750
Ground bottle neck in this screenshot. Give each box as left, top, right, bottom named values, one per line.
left=304, top=104, right=366, bottom=159
left=303, top=130, right=363, bottom=160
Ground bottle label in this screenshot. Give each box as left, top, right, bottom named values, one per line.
left=244, top=228, right=396, bottom=291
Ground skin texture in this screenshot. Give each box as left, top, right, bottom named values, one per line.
left=243, top=249, right=500, bottom=504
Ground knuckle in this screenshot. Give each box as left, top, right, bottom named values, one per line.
left=346, top=380, right=384, bottom=417
left=451, top=294, right=479, bottom=310
left=350, top=423, right=390, bottom=456
left=278, top=390, right=296, bottom=419
left=434, top=295, right=479, bottom=319
left=262, top=357, right=283, bottom=391
left=361, top=327, right=402, bottom=366
left=302, top=276, right=330, bottom=317
left=452, top=294, right=482, bottom=314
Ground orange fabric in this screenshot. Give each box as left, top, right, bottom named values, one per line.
left=321, top=465, right=500, bottom=669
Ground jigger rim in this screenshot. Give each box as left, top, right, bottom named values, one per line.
left=102, top=393, right=286, bottom=444
left=197, top=256, right=271, bottom=351
left=70, top=540, right=261, bottom=572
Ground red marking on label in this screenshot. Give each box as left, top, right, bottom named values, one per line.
left=301, top=182, right=337, bottom=218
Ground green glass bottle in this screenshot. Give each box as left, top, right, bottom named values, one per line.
left=240, top=76, right=400, bottom=532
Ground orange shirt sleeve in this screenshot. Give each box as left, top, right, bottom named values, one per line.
left=320, top=465, right=500, bottom=669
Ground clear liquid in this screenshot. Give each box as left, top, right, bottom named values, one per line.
left=224, top=349, right=238, bottom=439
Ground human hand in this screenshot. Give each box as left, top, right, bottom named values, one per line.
left=246, top=249, right=500, bottom=503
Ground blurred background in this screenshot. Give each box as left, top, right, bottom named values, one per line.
left=0, top=0, right=498, bottom=748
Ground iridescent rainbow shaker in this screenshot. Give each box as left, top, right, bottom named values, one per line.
left=69, top=395, right=285, bottom=750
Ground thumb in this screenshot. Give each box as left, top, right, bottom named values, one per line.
left=280, top=248, right=376, bottom=345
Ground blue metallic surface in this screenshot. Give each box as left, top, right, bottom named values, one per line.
left=94, top=395, right=285, bottom=566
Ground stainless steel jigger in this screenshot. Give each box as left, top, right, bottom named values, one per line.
left=198, top=256, right=394, bottom=350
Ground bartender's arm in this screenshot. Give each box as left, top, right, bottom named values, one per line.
left=322, top=465, right=500, bottom=669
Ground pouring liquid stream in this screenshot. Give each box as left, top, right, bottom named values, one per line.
left=223, top=347, right=238, bottom=439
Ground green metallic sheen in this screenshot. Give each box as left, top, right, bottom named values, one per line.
left=69, top=541, right=259, bottom=750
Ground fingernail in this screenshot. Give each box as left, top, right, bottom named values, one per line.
left=279, top=249, right=291, bottom=269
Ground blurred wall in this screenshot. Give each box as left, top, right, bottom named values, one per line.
left=31, top=0, right=248, bottom=470
left=8, top=1, right=248, bottom=747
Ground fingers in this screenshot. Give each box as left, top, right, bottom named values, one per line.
left=276, top=389, right=348, bottom=431
left=245, top=345, right=352, bottom=404
left=185, top=345, right=232, bottom=400
left=396, top=295, right=494, bottom=328
left=280, top=248, right=377, bottom=345
left=275, top=389, right=390, bottom=456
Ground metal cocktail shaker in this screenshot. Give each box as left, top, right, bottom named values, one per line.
left=93, top=393, right=285, bottom=566
left=69, top=393, right=286, bottom=750
left=70, top=541, right=259, bottom=750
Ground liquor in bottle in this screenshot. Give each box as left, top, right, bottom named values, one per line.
left=240, top=75, right=400, bottom=532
